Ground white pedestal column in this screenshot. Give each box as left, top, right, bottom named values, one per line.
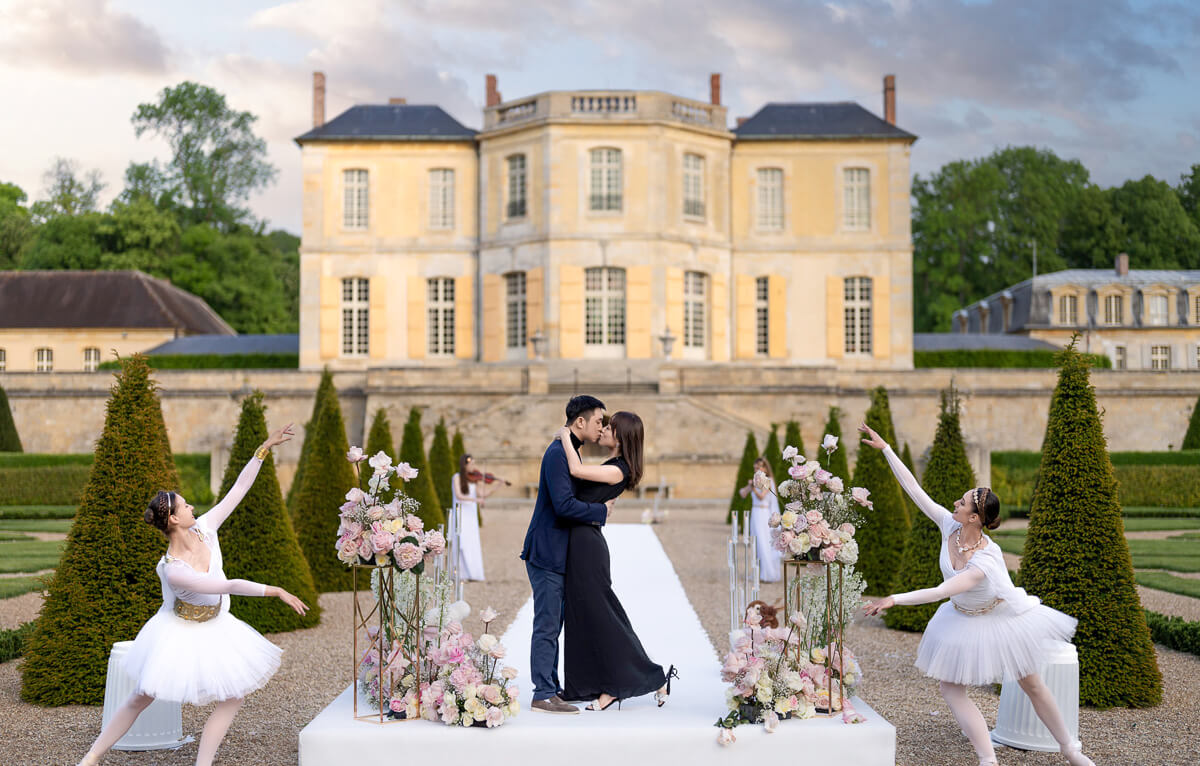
left=991, top=640, right=1079, bottom=753
left=102, top=641, right=191, bottom=751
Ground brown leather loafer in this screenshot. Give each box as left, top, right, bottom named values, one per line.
left=530, top=695, right=580, bottom=714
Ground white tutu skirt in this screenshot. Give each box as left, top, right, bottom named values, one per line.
left=122, top=608, right=282, bottom=705
left=916, top=600, right=1077, bottom=686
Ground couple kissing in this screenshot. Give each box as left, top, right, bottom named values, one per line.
left=519, top=395, right=677, bottom=715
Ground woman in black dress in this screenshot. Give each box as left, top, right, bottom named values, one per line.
left=555, top=411, right=676, bottom=711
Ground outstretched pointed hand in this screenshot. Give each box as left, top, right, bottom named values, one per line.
left=266, top=423, right=295, bottom=449
left=858, top=423, right=887, bottom=450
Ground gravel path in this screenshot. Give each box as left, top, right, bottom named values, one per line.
left=0, top=505, right=1197, bottom=765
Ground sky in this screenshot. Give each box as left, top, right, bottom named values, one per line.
left=1, top=0, right=1198, bottom=235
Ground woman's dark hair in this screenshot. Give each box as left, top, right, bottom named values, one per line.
left=754, top=455, right=774, bottom=481
left=458, top=453, right=472, bottom=494
left=144, top=490, right=175, bottom=534
left=609, top=411, right=644, bottom=491
left=565, top=395, right=605, bottom=426
left=973, top=487, right=1002, bottom=530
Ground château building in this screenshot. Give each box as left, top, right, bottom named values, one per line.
left=294, top=73, right=917, bottom=371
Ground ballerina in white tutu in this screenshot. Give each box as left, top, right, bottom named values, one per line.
left=857, top=423, right=1094, bottom=766
left=78, top=424, right=309, bottom=766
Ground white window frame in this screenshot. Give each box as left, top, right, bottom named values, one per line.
left=429, top=169, right=455, bottom=230
left=843, top=167, right=871, bottom=231
left=427, top=278, right=456, bottom=357
left=0, top=348, right=6, bottom=373
left=584, top=267, right=626, bottom=357
left=589, top=148, right=622, bottom=212
left=1103, top=294, right=1124, bottom=325
left=682, top=271, right=707, bottom=356
left=683, top=153, right=705, bottom=220
left=1150, top=344, right=1171, bottom=370
left=756, top=168, right=783, bottom=231
left=755, top=276, right=769, bottom=356
left=1114, top=346, right=1127, bottom=370
left=342, top=169, right=369, bottom=230
left=505, top=271, right=526, bottom=350
left=844, top=277, right=872, bottom=356
left=1058, top=294, right=1078, bottom=326
left=36, top=347, right=53, bottom=373
left=1194, top=295, right=1200, bottom=325
left=83, top=347, right=101, bottom=372
left=341, top=277, right=369, bottom=357
left=506, top=154, right=527, bottom=220
left=1147, top=294, right=1169, bottom=326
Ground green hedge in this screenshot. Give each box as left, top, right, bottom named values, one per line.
left=993, top=451, right=1200, bottom=513
left=0, top=506, right=77, bottom=520
left=98, top=353, right=299, bottom=370
left=0, top=454, right=212, bottom=505
left=0, top=622, right=35, bottom=664
left=914, top=349, right=1112, bottom=369
left=1143, top=610, right=1200, bottom=657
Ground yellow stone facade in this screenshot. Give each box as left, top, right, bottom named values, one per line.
left=298, top=88, right=915, bottom=370
left=0, top=328, right=175, bottom=373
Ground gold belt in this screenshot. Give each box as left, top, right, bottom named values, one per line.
left=954, top=598, right=1002, bottom=616
left=174, top=600, right=220, bottom=622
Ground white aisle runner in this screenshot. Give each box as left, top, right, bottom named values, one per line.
left=299, top=524, right=894, bottom=764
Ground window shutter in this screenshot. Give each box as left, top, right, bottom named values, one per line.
left=320, top=277, right=339, bottom=359
left=369, top=276, right=386, bottom=360
left=826, top=276, right=844, bottom=359
left=710, top=271, right=728, bottom=361
left=482, top=274, right=503, bottom=362
left=407, top=276, right=426, bottom=360
left=768, top=275, right=787, bottom=359
left=626, top=266, right=652, bottom=358
left=734, top=275, right=756, bottom=359
left=558, top=265, right=584, bottom=358
left=872, top=273, right=890, bottom=359
left=455, top=274, right=475, bottom=360
left=665, top=268, right=684, bottom=349
left=526, top=267, right=544, bottom=345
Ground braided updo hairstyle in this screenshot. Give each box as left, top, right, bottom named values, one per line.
left=972, top=487, right=1002, bottom=530
left=145, top=490, right=175, bottom=534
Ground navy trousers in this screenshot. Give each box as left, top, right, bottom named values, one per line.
left=526, top=560, right=565, bottom=701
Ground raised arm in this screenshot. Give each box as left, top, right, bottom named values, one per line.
left=545, top=443, right=609, bottom=525
left=556, top=427, right=624, bottom=485
left=859, top=424, right=953, bottom=532
left=202, top=423, right=294, bottom=531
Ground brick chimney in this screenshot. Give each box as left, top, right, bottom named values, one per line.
left=312, top=71, right=326, bottom=128
left=736, top=116, right=749, bottom=127
left=710, top=73, right=721, bottom=105
left=388, top=97, right=407, bottom=105
left=883, top=74, right=895, bottom=125
left=486, top=74, right=500, bottom=107
left=1116, top=252, right=1129, bottom=276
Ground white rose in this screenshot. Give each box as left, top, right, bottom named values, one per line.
left=821, top=434, right=839, bottom=454
left=477, top=634, right=499, bottom=653
left=782, top=445, right=799, bottom=462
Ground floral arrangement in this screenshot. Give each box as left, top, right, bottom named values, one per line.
left=765, top=436, right=871, bottom=565
left=413, top=606, right=521, bottom=727
left=337, top=447, right=446, bottom=571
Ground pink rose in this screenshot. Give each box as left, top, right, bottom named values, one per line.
left=820, top=545, right=839, bottom=563
left=449, top=665, right=473, bottom=689
left=423, top=530, right=446, bottom=555
left=481, top=684, right=503, bottom=704
left=805, top=510, right=823, bottom=526
left=839, top=522, right=856, bottom=536
left=339, top=501, right=357, bottom=515
left=489, top=644, right=507, bottom=660
left=721, top=652, right=747, bottom=680
left=347, top=446, right=367, bottom=463
left=337, top=536, right=359, bottom=563
left=394, top=541, right=422, bottom=570
left=345, top=487, right=367, bottom=505
left=395, top=462, right=419, bottom=481
left=814, top=469, right=832, bottom=485
left=851, top=486, right=873, bottom=509
left=370, top=523, right=395, bottom=554
left=485, top=706, right=504, bottom=728
left=446, top=620, right=463, bottom=636
left=768, top=512, right=782, bottom=528
left=407, top=515, right=424, bottom=532
left=827, top=477, right=844, bottom=493
left=358, top=538, right=373, bottom=560
left=389, top=697, right=405, bottom=713
left=367, top=505, right=385, bottom=522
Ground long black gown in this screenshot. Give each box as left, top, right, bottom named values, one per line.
left=561, top=456, right=667, bottom=702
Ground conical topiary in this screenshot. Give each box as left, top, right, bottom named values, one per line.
left=818, top=407, right=849, bottom=482
left=899, top=441, right=922, bottom=530
left=764, top=424, right=784, bottom=491
left=21, top=356, right=178, bottom=705
left=852, top=387, right=911, bottom=595
left=886, top=389, right=975, bottom=631
left=783, top=420, right=806, bottom=465
left=1019, top=340, right=1162, bottom=707
left=1183, top=395, right=1200, bottom=450
left=429, top=417, right=455, bottom=514
left=0, top=383, right=21, bottom=452
left=287, top=368, right=336, bottom=517
left=361, top=408, right=396, bottom=491
left=217, top=392, right=321, bottom=632
left=726, top=431, right=759, bottom=526
left=451, top=429, right=466, bottom=468
left=291, top=382, right=358, bottom=592
left=399, top=407, right=446, bottom=529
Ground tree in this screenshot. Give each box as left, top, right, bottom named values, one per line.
left=783, top=421, right=806, bottom=466
left=817, top=408, right=849, bottom=483
left=1109, top=176, right=1200, bottom=270
left=1059, top=185, right=1127, bottom=269
left=95, top=197, right=181, bottom=273
left=287, top=368, right=336, bottom=518
left=398, top=408, right=446, bottom=529
left=763, top=424, right=784, bottom=491
left=19, top=211, right=105, bottom=270
left=21, top=356, right=178, bottom=704
left=898, top=441, right=922, bottom=526
left=451, top=429, right=466, bottom=469
left=726, top=431, right=759, bottom=526
left=1178, top=163, right=1200, bottom=228
left=1020, top=340, right=1161, bottom=707
left=217, top=392, right=320, bottom=632
left=30, top=157, right=104, bottom=221
left=428, top=417, right=455, bottom=513
left=885, top=390, right=975, bottom=631
left=851, top=387, right=911, bottom=594
left=291, top=381, right=358, bottom=592
left=361, top=408, right=396, bottom=491
left=131, top=81, right=278, bottom=228
left=0, top=182, right=33, bottom=268
left=1182, top=395, right=1200, bottom=451
left=0, top=384, right=22, bottom=452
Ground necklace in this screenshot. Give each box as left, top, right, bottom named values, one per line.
left=955, top=529, right=985, bottom=555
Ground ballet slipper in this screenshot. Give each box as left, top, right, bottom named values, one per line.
left=1062, top=744, right=1095, bottom=766
left=76, top=754, right=100, bottom=766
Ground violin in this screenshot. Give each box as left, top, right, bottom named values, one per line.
left=466, top=469, right=511, bottom=486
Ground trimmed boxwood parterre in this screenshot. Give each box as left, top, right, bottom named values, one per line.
left=0, top=454, right=213, bottom=506
left=20, top=356, right=182, bottom=705
left=852, top=387, right=911, bottom=595
left=98, top=353, right=299, bottom=370
left=914, top=349, right=1111, bottom=369
left=215, top=392, right=321, bottom=632
left=1143, top=610, right=1200, bottom=656
left=1019, top=341, right=1162, bottom=708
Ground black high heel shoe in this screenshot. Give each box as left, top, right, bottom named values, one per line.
left=586, top=695, right=621, bottom=711
left=655, top=665, right=679, bottom=707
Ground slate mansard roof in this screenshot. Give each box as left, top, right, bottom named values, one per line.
left=0, top=271, right=235, bottom=335
left=147, top=334, right=299, bottom=355
left=295, top=105, right=478, bottom=143
left=734, top=102, right=916, bottom=141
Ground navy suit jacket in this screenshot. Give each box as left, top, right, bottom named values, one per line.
left=520, top=438, right=608, bottom=574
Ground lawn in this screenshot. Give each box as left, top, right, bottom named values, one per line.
left=0, top=575, right=50, bottom=599
left=0, top=506, right=77, bottom=520
left=0, top=539, right=65, bottom=574
left=993, top=531, right=1200, bottom=573
left=1120, top=517, right=1200, bottom=531
left=0, top=520, right=73, bottom=534
left=1134, top=572, right=1200, bottom=600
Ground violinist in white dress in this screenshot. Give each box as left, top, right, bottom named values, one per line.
left=451, top=453, right=497, bottom=581
left=859, top=423, right=1094, bottom=766
left=78, top=424, right=309, bottom=766
left=739, top=456, right=782, bottom=582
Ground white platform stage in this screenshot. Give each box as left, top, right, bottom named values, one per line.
left=299, top=525, right=895, bottom=765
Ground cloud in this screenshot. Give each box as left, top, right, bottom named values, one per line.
left=0, top=0, right=169, bottom=75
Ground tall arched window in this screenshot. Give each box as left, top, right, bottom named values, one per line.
left=585, top=267, right=625, bottom=351
left=843, top=277, right=872, bottom=355
left=589, top=148, right=622, bottom=212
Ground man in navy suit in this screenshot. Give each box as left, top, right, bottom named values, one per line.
left=521, top=395, right=614, bottom=714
